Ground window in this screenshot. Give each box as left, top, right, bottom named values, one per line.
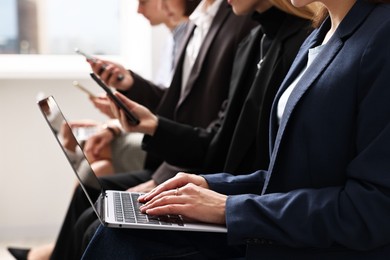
left=0, top=0, right=120, bottom=55
left=0, top=0, right=18, bottom=54
left=0, top=0, right=169, bottom=80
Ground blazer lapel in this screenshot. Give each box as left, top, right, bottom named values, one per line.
left=263, top=32, right=343, bottom=194
left=263, top=0, right=377, bottom=194
left=228, top=27, right=262, bottom=102
left=174, top=22, right=196, bottom=74
left=227, top=17, right=309, bottom=172
left=268, top=27, right=324, bottom=154
left=177, top=2, right=230, bottom=107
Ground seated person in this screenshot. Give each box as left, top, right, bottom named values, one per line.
left=54, top=0, right=316, bottom=258
left=63, top=0, right=198, bottom=179
left=82, top=0, right=390, bottom=258
left=7, top=0, right=254, bottom=259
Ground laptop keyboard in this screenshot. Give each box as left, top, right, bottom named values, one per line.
left=113, top=192, right=184, bottom=226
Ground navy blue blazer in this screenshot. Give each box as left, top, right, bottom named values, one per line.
left=205, top=1, right=390, bottom=258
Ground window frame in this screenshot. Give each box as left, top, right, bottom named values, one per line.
left=0, top=0, right=160, bottom=80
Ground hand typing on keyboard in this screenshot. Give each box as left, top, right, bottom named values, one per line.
left=114, top=192, right=184, bottom=226
left=138, top=173, right=227, bottom=225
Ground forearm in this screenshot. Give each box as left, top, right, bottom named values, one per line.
left=225, top=179, right=390, bottom=251
left=143, top=117, right=215, bottom=168
left=203, top=170, right=267, bottom=195
left=119, top=71, right=166, bottom=113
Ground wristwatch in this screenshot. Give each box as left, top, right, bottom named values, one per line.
left=102, top=124, right=120, bottom=138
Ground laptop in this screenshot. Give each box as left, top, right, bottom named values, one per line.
left=37, top=95, right=227, bottom=233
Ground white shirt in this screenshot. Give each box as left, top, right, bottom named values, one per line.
left=154, top=22, right=190, bottom=88
left=277, top=44, right=326, bottom=124
left=154, top=34, right=174, bottom=88
left=181, top=0, right=222, bottom=96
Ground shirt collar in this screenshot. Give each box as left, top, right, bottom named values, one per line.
left=189, top=0, right=223, bottom=28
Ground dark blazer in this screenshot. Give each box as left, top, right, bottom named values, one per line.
left=121, top=2, right=255, bottom=172
left=205, top=1, right=390, bottom=258
left=143, top=12, right=312, bottom=177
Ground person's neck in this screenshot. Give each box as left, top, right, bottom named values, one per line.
left=322, top=0, right=356, bottom=43
left=165, top=19, right=177, bottom=31
left=252, top=6, right=287, bottom=39
left=255, top=1, right=273, bottom=13
left=203, top=0, right=216, bottom=10
left=167, top=17, right=189, bottom=31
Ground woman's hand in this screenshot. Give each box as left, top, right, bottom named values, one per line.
left=89, top=94, right=115, bottom=118
left=110, top=92, right=158, bottom=136
left=83, top=128, right=114, bottom=162
left=140, top=172, right=209, bottom=202
left=127, top=180, right=157, bottom=193
left=87, top=59, right=133, bottom=91
left=139, top=173, right=227, bottom=225
left=60, top=120, right=99, bottom=151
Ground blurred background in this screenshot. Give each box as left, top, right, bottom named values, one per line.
left=0, top=0, right=169, bottom=257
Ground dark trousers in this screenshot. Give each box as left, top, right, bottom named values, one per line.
left=82, top=225, right=246, bottom=259
left=50, top=170, right=153, bottom=260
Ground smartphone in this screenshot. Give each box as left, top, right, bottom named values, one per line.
left=75, top=48, right=124, bottom=81
left=75, top=48, right=98, bottom=62
left=73, top=81, right=97, bottom=98
left=90, top=73, right=140, bottom=125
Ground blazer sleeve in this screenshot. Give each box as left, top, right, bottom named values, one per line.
left=142, top=117, right=214, bottom=168
left=224, top=19, right=390, bottom=250
left=142, top=100, right=229, bottom=168
left=119, top=70, right=167, bottom=113
left=203, top=170, right=267, bottom=195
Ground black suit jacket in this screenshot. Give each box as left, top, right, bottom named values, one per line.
left=143, top=14, right=312, bottom=178
left=121, top=2, right=255, bottom=173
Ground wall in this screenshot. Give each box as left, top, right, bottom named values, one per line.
left=0, top=28, right=169, bottom=242
left=0, top=78, right=106, bottom=241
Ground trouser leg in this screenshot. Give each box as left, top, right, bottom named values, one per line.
left=51, top=169, right=153, bottom=259
left=50, top=185, right=100, bottom=260
left=82, top=225, right=245, bottom=260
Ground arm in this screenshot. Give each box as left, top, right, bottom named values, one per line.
left=111, top=91, right=228, bottom=169
left=120, top=71, right=166, bottom=113
left=88, top=59, right=166, bottom=113
left=138, top=171, right=267, bottom=225
left=139, top=173, right=227, bottom=224
left=142, top=117, right=216, bottom=168
left=143, top=99, right=229, bottom=168
left=224, top=21, right=390, bottom=249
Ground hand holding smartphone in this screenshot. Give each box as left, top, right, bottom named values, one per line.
left=75, top=48, right=124, bottom=81
left=73, top=81, right=97, bottom=98
left=75, top=48, right=98, bottom=62
left=90, top=73, right=140, bottom=125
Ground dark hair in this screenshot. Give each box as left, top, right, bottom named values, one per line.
left=184, top=0, right=201, bottom=16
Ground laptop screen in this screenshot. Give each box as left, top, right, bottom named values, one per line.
left=38, top=96, right=228, bottom=233
left=37, top=96, right=104, bottom=208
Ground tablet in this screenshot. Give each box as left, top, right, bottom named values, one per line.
left=90, top=73, right=140, bottom=125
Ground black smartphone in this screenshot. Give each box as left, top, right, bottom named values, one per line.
left=90, top=73, right=140, bottom=125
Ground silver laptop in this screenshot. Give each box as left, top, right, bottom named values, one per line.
left=37, top=95, right=227, bottom=233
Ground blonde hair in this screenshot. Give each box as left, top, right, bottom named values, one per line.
left=310, top=0, right=390, bottom=28
left=312, top=5, right=328, bottom=28
left=269, top=0, right=322, bottom=20
left=269, top=0, right=324, bottom=20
